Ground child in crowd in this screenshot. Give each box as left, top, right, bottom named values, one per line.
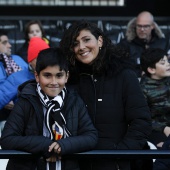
left=27, top=36, right=50, bottom=72
left=140, top=48, right=170, bottom=148
left=0, top=47, right=98, bottom=170
left=16, top=20, right=50, bottom=63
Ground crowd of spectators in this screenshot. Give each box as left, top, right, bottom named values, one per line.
left=0, top=11, right=170, bottom=170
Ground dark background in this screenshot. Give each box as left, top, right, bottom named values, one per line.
left=0, top=0, right=169, bottom=17
left=0, top=0, right=169, bottom=54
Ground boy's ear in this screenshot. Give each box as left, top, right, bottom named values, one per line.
left=147, top=67, right=156, bottom=75
left=34, top=71, right=39, bottom=83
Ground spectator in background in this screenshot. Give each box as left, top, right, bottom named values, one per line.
left=0, top=29, right=28, bottom=136
left=140, top=48, right=170, bottom=148
left=60, top=20, right=152, bottom=170
left=27, top=36, right=50, bottom=72
left=118, top=11, right=170, bottom=79
left=1, top=47, right=98, bottom=170
left=16, top=20, right=50, bottom=63
left=0, top=37, right=49, bottom=109
left=0, top=36, right=49, bottom=136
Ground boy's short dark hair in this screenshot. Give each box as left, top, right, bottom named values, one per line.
left=36, top=47, right=68, bottom=75
left=140, top=48, right=167, bottom=77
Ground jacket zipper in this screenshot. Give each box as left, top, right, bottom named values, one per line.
left=91, top=75, right=96, bottom=124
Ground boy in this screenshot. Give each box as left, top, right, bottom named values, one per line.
left=140, top=48, right=170, bottom=148
left=1, top=47, right=98, bottom=170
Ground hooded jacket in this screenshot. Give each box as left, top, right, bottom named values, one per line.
left=0, top=80, right=98, bottom=170
left=118, top=17, right=170, bottom=77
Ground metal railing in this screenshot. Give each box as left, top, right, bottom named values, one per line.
left=0, top=149, right=170, bottom=159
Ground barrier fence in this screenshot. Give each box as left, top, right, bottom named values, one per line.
left=0, top=149, right=170, bottom=159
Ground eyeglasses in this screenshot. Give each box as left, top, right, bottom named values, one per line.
left=136, top=24, right=151, bottom=30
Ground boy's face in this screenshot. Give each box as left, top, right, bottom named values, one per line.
left=35, top=65, right=69, bottom=97
left=150, top=55, right=170, bottom=80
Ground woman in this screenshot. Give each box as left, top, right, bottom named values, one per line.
left=1, top=47, right=98, bottom=170
left=60, top=20, right=152, bottom=170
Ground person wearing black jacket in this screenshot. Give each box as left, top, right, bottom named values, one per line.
left=1, top=47, right=98, bottom=170
left=60, top=20, right=152, bottom=170
left=118, top=11, right=170, bottom=78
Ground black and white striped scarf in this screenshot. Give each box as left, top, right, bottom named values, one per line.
left=36, top=83, right=71, bottom=140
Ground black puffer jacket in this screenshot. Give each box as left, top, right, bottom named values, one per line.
left=0, top=80, right=98, bottom=170
left=118, top=17, right=170, bottom=77
left=70, top=67, right=152, bottom=170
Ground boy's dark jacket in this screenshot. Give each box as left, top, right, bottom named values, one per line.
left=0, top=79, right=98, bottom=170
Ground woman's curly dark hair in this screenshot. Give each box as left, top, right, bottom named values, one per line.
left=60, top=20, right=132, bottom=77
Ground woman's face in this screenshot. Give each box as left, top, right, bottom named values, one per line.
left=35, top=65, right=69, bottom=97
left=73, top=30, right=103, bottom=64
left=28, top=24, right=43, bottom=40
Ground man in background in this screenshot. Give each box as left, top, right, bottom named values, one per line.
left=118, top=11, right=170, bottom=79
left=0, top=29, right=29, bottom=136
left=0, top=33, right=49, bottom=137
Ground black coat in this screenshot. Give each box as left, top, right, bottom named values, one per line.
left=118, top=17, right=170, bottom=78
left=1, top=80, right=98, bottom=170
left=70, top=68, right=152, bottom=170
left=119, top=36, right=169, bottom=77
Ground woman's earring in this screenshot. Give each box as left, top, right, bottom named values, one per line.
left=99, top=47, right=101, bottom=50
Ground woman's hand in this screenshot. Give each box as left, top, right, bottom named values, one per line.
left=164, top=126, right=170, bottom=137
left=157, top=142, right=164, bottom=148
left=4, top=101, right=14, bottom=110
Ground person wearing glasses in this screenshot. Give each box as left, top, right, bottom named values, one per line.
left=118, top=11, right=170, bottom=79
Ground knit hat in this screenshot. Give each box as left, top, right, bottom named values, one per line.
left=27, top=37, right=49, bottom=63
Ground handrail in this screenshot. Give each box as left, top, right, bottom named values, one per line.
left=0, top=149, right=170, bottom=159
